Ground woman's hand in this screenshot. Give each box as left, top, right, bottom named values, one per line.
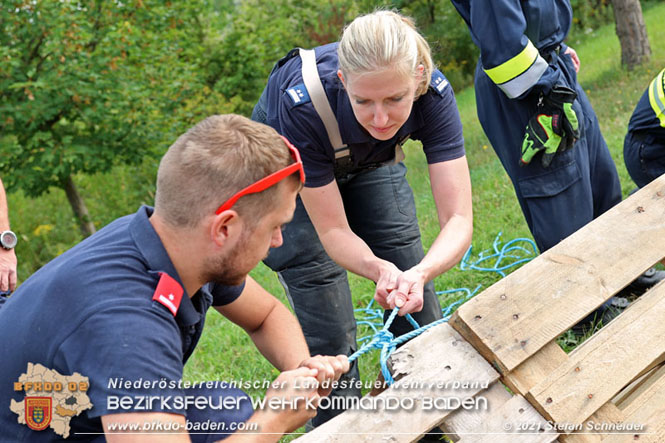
left=385, top=267, right=427, bottom=315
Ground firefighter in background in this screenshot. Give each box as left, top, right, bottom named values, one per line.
left=451, top=0, right=623, bottom=252
left=624, top=68, right=665, bottom=188
left=450, top=0, right=664, bottom=300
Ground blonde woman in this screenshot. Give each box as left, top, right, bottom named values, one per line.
left=253, top=10, right=472, bottom=426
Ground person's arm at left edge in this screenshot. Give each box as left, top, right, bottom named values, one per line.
left=388, top=157, right=473, bottom=314
left=215, top=276, right=349, bottom=391
left=0, top=178, right=17, bottom=292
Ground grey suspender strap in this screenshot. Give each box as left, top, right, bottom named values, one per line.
left=299, top=48, right=350, bottom=159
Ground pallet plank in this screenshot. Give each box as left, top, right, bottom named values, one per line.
left=504, top=341, right=568, bottom=395
left=506, top=342, right=603, bottom=443
left=558, top=404, right=625, bottom=442
left=601, top=367, right=665, bottom=443
left=450, top=176, right=665, bottom=373
left=442, top=382, right=513, bottom=441
left=457, top=394, right=558, bottom=443
left=613, top=361, right=665, bottom=409
left=529, top=281, right=665, bottom=426
left=294, top=323, right=499, bottom=442
left=620, top=364, right=665, bottom=420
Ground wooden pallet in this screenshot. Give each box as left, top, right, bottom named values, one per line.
left=295, top=175, right=665, bottom=442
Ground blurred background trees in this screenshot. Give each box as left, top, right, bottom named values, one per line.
left=0, top=0, right=658, bottom=236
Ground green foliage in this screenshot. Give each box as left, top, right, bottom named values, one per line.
left=568, top=0, right=661, bottom=48
left=3, top=3, right=665, bottom=440
left=200, top=0, right=477, bottom=113
left=202, top=0, right=361, bottom=116
left=386, top=0, right=479, bottom=90
left=569, top=0, right=614, bottom=35
left=0, top=0, right=216, bottom=197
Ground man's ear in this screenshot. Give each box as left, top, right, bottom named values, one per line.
left=210, top=210, right=243, bottom=247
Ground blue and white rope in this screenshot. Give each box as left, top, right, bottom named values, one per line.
left=349, top=233, right=537, bottom=385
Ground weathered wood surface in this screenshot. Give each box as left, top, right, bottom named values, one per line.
left=503, top=341, right=568, bottom=396
left=480, top=340, right=612, bottom=443
left=600, top=363, right=665, bottom=443
left=456, top=394, right=558, bottom=443
left=295, top=323, right=499, bottom=442
left=618, top=364, right=665, bottom=416
left=450, top=176, right=665, bottom=373
left=558, top=404, right=625, bottom=442
left=601, top=363, right=665, bottom=442
left=442, top=382, right=513, bottom=441
left=529, top=281, right=665, bottom=426
left=613, top=360, right=665, bottom=408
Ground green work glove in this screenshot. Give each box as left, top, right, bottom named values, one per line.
left=520, top=85, right=580, bottom=168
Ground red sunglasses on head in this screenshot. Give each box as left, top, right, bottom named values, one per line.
left=215, top=136, right=305, bottom=214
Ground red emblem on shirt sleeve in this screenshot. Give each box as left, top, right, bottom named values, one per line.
left=152, top=272, right=184, bottom=316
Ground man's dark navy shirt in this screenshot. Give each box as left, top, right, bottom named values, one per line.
left=0, top=206, right=244, bottom=439
left=261, top=43, right=466, bottom=188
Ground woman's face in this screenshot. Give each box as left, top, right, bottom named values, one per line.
left=339, top=67, right=422, bottom=141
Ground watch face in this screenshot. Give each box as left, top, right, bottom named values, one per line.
left=1, top=231, right=17, bottom=249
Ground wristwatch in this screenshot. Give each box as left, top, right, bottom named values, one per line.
left=0, top=230, right=17, bottom=250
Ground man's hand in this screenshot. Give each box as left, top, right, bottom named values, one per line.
left=262, top=367, right=321, bottom=434
left=374, top=261, right=402, bottom=309
left=103, top=412, right=188, bottom=442
left=521, top=85, right=580, bottom=168
left=385, top=268, right=426, bottom=315
left=0, top=249, right=17, bottom=292
left=564, top=46, right=580, bottom=73
left=298, top=355, right=350, bottom=396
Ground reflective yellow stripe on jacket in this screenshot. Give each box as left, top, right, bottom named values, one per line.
left=483, top=40, right=548, bottom=99
left=648, top=68, right=665, bottom=128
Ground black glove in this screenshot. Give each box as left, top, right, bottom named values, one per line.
left=521, top=85, right=580, bottom=167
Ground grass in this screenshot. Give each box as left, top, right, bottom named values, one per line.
left=5, top=3, right=665, bottom=440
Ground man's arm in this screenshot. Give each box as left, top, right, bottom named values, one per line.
left=102, top=413, right=188, bottom=442
left=0, top=178, right=17, bottom=292
left=215, top=275, right=309, bottom=370
left=102, top=367, right=322, bottom=443
left=214, top=277, right=349, bottom=440
left=101, top=276, right=346, bottom=443
left=215, top=276, right=349, bottom=390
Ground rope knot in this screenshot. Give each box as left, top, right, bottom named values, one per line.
left=375, top=329, right=394, bottom=343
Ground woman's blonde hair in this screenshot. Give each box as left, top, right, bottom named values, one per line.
left=338, top=10, right=433, bottom=97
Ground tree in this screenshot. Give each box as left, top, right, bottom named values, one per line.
left=610, top=0, right=651, bottom=69
left=0, top=0, right=210, bottom=236
left=202, top=0, right=362, bottom=117
left=378, top=0, right=479, bottom=89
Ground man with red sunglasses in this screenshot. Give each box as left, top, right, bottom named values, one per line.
left=0, top=114, right=348, bottom=442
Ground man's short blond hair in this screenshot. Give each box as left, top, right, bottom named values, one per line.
left=155, top=114, right=298, bottom=227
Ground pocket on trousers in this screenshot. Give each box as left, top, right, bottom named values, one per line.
left=518, top=160, right=584, bottom=250
left=518, top=160, right=581, bottom=198
left=640, top=142, right=665, bottom=183
left=389, top=163, right=418, bottom=218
